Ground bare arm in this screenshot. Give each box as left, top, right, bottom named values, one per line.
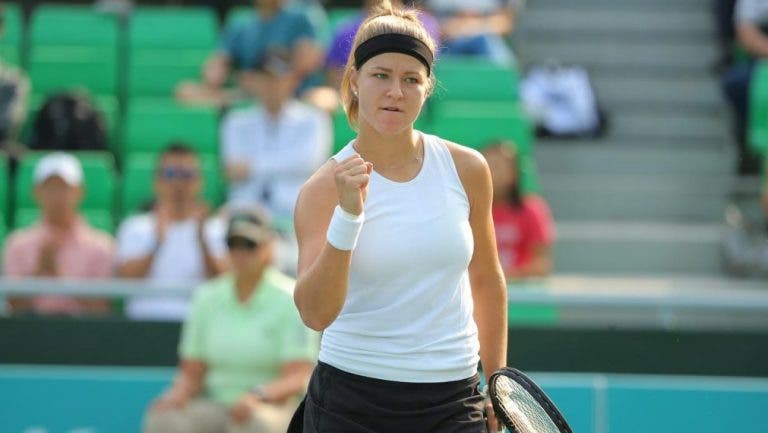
left=153, top=360, right=207, bottom=410
left=116, top=250, right=157, bottom=278
left=737, top=22, right=768, bottom=58
left=257, top=360, right=314, bottom=404
left=293, top=156, right=372, bottom=331
left=449, top=143, right=508, bottom=381
left=506, top=245, right=553, bottom=280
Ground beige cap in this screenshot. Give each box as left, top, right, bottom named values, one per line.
left=33, top=152, right=83, bottom=186
left=226, top=207, right=274, bottom=244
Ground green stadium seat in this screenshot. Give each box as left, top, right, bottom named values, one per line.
left=429, top=101, right=538, bottom=192
left=123, top=99, right=219, bottom=156
left=13, top=207, right=115, bottom=233
left=120, top=152, right=224, bottom=217
left=130, top=7, right=217, bottom=49
left=749, top=61, right=768, bottom=154
left=14, top=151, right=117, bottom=212
left=0, top=154, right=7, bottom=221
left=0, top=3, right=23, bottom=67
left=28, top=6, right=119, bottom=96
left=127, top=7, right=217, bottom=97
left=429, top=100, right=533, bottom=152
left=0, top=212, right=6, bottom=249
left=433, top=58, right=519, bottom=102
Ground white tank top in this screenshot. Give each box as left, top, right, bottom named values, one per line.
left=319, top=132, right=480, bottom=383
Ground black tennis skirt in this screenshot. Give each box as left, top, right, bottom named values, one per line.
left=287, top=361, right=487, bottom=433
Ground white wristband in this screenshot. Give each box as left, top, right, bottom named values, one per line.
left=326, top=205, right=364, bottom=251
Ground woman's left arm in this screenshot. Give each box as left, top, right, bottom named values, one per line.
left=451, top=144, right=508, bottom=381
left=254, top=361, right=315, bottom=404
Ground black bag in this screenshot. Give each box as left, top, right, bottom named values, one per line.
left=28, top=92, right=109, bottom=151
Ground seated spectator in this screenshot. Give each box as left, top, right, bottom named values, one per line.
left=115, top=143, right=228, bottom=321
left=722, top=0, right=768, bottom=175
left=2, top=152, right=115, bottom=315
left=143, top=207, right=316, bottom=433
left=324, top=0, right=441, bottom=89
left=220, top=51, right=331, bottom=222
left=0, top=2, right=30, bottom=159
left=426, top=0, right=520, bottom=65
left=176, top=0, right=324, bottom=109
left=482, top=141, right=555, bottom=280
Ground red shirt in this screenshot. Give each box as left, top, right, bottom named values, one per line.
left=492, top=196, right=555, bottom=272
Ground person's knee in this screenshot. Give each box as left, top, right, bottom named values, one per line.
left=143, top=409, right=186, bottom=433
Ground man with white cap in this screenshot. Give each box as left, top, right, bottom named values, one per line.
left=2, top=152, right=115, bottom=315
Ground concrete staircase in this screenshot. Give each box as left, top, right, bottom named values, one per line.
left=517, top=0, right=739, bottom=275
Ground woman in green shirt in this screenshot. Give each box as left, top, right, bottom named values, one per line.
left=144, top=208, right=318, bottom=433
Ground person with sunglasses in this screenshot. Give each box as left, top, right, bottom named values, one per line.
left=115, top=143, right=229, bottom=321
left=143, top=207, right=317, bottom=433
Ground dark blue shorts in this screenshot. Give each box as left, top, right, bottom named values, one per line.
left=288, top=361, right=487, bottom=433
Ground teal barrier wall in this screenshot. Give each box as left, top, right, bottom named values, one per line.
left=2, top=366, right=768, bottom=433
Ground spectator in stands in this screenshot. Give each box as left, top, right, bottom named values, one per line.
left=2, top=153, right=115, bottom=315
left=324, top=0, right=441, bottom=89
left=115, top=143, right=228, bottom=321
left=722, top=0, right=768, bottom=175
left=143, top=207, right=316, bottom=433
left=425, top=0, right=520, bottom=65
left=220, top=51, right=331, bottom=222
left=0, top=2, right=30, bottom=159
left=482, top=141, right=555, bottom=280
left=176, top=0, right=324, bottom=108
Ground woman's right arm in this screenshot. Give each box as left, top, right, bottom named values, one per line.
left=293, top=156, right=372, bottom=331
left=152, top=360, right=206, bottom=411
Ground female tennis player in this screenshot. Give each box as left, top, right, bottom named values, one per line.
left=291, top=1, right=508, bottom=432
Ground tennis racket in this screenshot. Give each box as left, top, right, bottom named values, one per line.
left=488, top=367, right=572, bottom=433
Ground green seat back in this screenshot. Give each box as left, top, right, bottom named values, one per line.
left=434, top=58, right=518, bottom=102
left=0, top=212, right=6, bottom=252
left=14, top=207, right=114, bottom=233
left=332, top=108, right=356, bottom=154
left=127, top=49, right=209, bottom=97
left=0, top=155, right=7, bottom=219
left=749, top=61, right=768, bottom=154
left=123, top=99, right=219, bottom=156
left=130, top=7, right=217, bottom=49
left=14, top=151, right=117, bottom=211
left=120, top=153, right=223, bottom=217
left=0, top=3, right=23, bottom=66
left=430, top=101, right=537, bottom=192
left=29, top=6, right=119, bottom=96
left=429, top=101, right=533, bottom=152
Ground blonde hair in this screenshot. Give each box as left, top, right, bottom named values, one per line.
left=340, top=0, right=437, bottom=130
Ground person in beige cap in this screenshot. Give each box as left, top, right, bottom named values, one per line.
left=143, top=206, right=317, bottom=433
left=2, top=152, right=115, bottom=316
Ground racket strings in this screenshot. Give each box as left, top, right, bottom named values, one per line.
left=505, top=371, right=571, bottom=433
left=496, top=377, right=560, bottom=433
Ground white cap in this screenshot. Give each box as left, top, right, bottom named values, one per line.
left=33, top=152, right=84, bottom=186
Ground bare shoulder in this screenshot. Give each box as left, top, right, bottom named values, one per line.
left=442, top=139, right=491, bottom=189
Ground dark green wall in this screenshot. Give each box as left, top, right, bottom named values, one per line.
left=2, top=317, right=766, bottom=377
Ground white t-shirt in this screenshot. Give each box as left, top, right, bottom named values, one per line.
left=736, top=0, right=768, bottom=24
left=115, top=213, right=227, bottom=320
left=220, top=101, right=332, bottom=220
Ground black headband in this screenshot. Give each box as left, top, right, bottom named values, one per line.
left=354, top=33, right=433, bottom=76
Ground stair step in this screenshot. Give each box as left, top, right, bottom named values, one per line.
left=535, top=143, right=734, bottom=176
left=522, top=9, right=711, bottom=40
left=540, top=174, right=730, bottom=221
left=554, top=221, right=723, bottom=274
left=608, top=110, right=729, bottom=142
left=594, top=76, right=724, bottom=110
left=521, top=40, right=717, bottom=72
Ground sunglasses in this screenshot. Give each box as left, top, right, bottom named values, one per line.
left=157, top=167, right=199, bottom=180
left=226, top=237, right=259, bottom=251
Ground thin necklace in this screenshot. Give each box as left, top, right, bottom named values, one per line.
left=352, top=138, right=424, bottom=170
